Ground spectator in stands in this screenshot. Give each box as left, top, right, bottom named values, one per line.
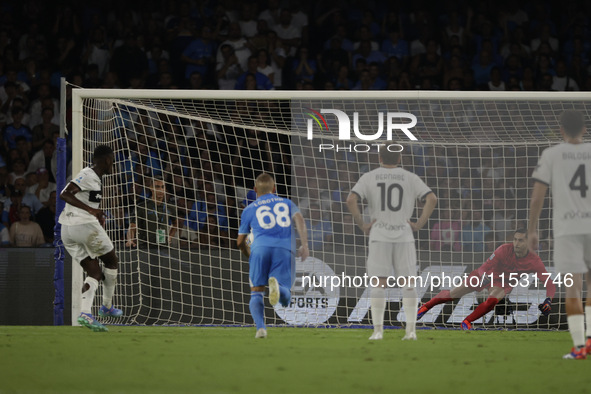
left=535, top=54, right=555, bottom=82
left=35, top=190, right=56, bottom=244
left=531, top=23, right=559, bottom=56
left=235, top=55, right=273, bottom=90
left=352, top=69, right=372, bottom=90
left=265, top=30, right=287, bottom=89
left=169, top=197, right=198, bottom=249
left=232, top=129, right=273, bottom=188
left=298, top=177, right=332, bottom=215
left=126, top=176, right=176, bottom=248
left=274, top=9, right=302, bottom=57
left=238, top=3, right=258, bottom=38
left=28, top=84, right=59, bottom=130
left=352, top=39, right=386, bottom=71
left=8, top=159, right=27, bottom=185
left=306, top=201, right=333, bottom=251
left=471, top=49, right=496, bottom=89
left=181, top=25, right=215, bottom=83
left=490, top=193, right=516, bottom=243
left=187, top=185, right=228, bottom=244
left=333, top=64, right=353, bottom=90
left=430, top=207, right=462, bottom=252
left=15, top=136, right=31, bottom=168
left=27, top=139, right=56, bottom=182
left=411, top=39, right=444, bottom=89
left=551, top=59, right=579, bottom=91
left=110, top=32, right=149, bottom=88
left=381, top=28, right=409, bottom=66
left=217, top=44, right=243, bottom=90
left=256, top=49, right=275, bottom=87
left=292, top=47, right=317, bottom=84
left=81, top=27, right=111, bottom=81
left=9, top=204, right=44, bottom=247
left=31, top=108, right=59, bottom=153
left=27, top=167, right=55, bottom=206
left=135, top=139, right=162, bottom=178
left=3, top=107, right=32, bottom=151
left=258, top=0, right=281, bottom=30
left=0, top=69, right=30, bottom=109
left=8, top=177, right=42, bottom=216
left=488, top=67, right=506, bottom=91
left=215, top=22, right=251, bottom=71
left=201, top=191, right=229, bottom=247
left=461, top=201, right=491, bottom=253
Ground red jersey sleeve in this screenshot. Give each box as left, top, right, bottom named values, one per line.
left=473, top=244, right=509, bottom=277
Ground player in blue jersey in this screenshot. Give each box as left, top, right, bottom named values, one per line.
left=237, top=173, right=309, bottom=338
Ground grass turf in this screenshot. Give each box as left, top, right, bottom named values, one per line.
left=0, top=326, right=587, bottom=394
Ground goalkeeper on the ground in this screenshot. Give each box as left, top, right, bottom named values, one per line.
left=417, top=228, right=556, bottom=329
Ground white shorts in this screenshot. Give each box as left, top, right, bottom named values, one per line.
left=366, top=241, right=417, bottom=278
left=554, top=235, right=591, bottom=274
left=61, top=221, right=114, bottom=263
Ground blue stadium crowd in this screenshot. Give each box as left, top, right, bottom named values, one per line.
left=0, top=0, right=584, bottom=247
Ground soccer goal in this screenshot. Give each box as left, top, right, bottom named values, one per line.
left=66, top=88, right=591, bottom=329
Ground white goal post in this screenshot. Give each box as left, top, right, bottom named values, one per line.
left=69, top=88, right=591, bottom=329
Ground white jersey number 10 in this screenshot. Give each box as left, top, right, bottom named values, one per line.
left=377, top=182, right=403, bottom=212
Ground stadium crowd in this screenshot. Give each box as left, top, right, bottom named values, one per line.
left=0, top=0, right=582, bottom=247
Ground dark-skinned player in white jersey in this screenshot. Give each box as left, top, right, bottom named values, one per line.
left=59, top=145, right=122, bottom=332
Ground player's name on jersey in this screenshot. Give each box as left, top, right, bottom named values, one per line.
left=251, top=196, right=284, bottom=207
left=562, top=152, right=591, bottom=160
left=374, top=173, right=405, bottom=181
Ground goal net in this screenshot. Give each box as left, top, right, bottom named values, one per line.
left=69, top=89, right=590, bottom=329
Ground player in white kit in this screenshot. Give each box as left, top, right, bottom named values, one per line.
left=529, top=110, right=591, bottom=359
left=59, top=145, right=122, bottom=332
left=347, top=147, right=437, bottom=340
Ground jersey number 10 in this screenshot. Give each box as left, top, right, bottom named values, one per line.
left=377, top=182, right=403, bottom=212
left=255, top=203, right=291, bottom=229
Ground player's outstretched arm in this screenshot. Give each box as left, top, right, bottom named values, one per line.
left=293, top=212, right=309, bottom=261
left=236, top=234, right=250, bottom=259
left=346, top=192, right=375, bottom=235
left=59, top=182, right=105, bottom=225
left=408, top=192, right=437, bottom=232
left=527, top=181, right=548, bottom=251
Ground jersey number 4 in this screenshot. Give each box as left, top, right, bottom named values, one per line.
left=569, top=164, right=588, bottom=198
left=255, top=203, right=291, bottom=229
left=377, top=182, right=403, bottom=211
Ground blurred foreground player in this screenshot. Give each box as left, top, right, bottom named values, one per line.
left=529, top=110, right=591, bottom=359
left=59, top=145, right=122, bottom=332
left=417, top=229, right=555, bottom=329
left=236, top=173, right=309, bottom=338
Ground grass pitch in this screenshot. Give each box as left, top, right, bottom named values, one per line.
left=0, top=326, right=587, bottom=394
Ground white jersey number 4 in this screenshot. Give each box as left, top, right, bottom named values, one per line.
left=569, top=164, right=588, bottom=198
left=255, top=203, right=291, bottom=229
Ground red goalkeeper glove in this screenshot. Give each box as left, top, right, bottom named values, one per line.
left=538, top=297, right=552, bottom=316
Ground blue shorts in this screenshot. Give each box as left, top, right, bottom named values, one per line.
left=249, top=246, right=295, bottom=288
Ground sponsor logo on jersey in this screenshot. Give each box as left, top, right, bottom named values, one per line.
left=89, top=190, right=103, bottom=203
left=563, top=210, right=591, bottom=219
